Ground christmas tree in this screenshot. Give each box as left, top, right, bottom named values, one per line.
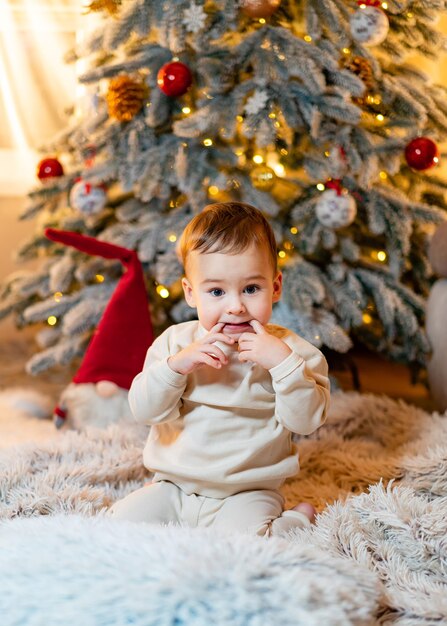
left=1, top=0, right=447, bottom=378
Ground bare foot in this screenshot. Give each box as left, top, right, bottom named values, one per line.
left=291, top=502, right=317, bottom=524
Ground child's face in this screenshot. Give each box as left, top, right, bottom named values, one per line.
left=182, top=243, right=282, bottom=341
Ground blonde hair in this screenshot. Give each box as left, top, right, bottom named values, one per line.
left=178, top=202, right=278, bottom=274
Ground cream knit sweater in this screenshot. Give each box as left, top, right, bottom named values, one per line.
left=129, top=321, right=330, bottom=498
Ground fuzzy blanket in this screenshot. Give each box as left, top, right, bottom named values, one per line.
left=1, top=391, right=447, bottom=625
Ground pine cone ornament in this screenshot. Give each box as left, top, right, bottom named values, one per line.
left=106, top=75, right=149, bottom=122
left=84, top=0, right=122, bottom=15
left=341, top=55, right=375, bottom=106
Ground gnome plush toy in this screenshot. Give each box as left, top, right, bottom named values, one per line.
left=426, top=221, right=447, bottom=412
left=45, top=228, right=154, bottom=429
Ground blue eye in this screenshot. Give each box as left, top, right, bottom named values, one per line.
left=209, top=288, right=224, bottom=297
left=244, top=284, right=260, bottom=294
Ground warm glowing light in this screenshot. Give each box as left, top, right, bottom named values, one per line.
left=53, top=291, right=63, bottom=302
left=290, top=227, right=298, bottom=234
left=342, top=47, right=351, bottom=55
left=182, top=106, right=191, bottom=114
left=324, top=151, right=330, bottom=157
left=156, top=285, right=170, bottom=298
left=379, top=171, right=388, bottom=180
left=433, top=157, right=439, bottom=165
left=203, top=138, right=213, bottom=146
left=268, top=112, right=276, bottom=119
left=304, top=35, right=312, bottom=42
left=47, top=315, right=57, bottom=326
left=95, top=274, right=105, bottom=282
left=253, top=154, right=264, bottom=164
left=208, top=186, right=219, bottom=196
left=280, top=148, right=288, bottom=156
left=381, top=3, right=388, bottom=9
left=236, top=115, right=243, bottom=122
left=234, top=148, right=244, bottom=156
left=284, top=241, right=293, bottom=250
left=362, top=313, right=373, bottom=324
left=278, top=250, right=286, bottom=258
left=316, top=183, right=325, bottom=191
left=377, top=251, right=387, bottom=262
left=259, top=18, right=266, bottom=24
left=376, top=114, right=385, bottom=122
left=272, top=163, right=285, bottom=176
left=168, top=234, right=177, bottom=242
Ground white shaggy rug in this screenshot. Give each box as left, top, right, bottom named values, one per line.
left=1, top=390, right=447, bottom=625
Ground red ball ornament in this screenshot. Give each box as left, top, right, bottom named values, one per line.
left=37, top=157, right=64, bottom=180
left=240, top=0, right=281, bottom=18
left=157, top=61, right=192, bottom=97
left=404, top=137, right=439, bottom=171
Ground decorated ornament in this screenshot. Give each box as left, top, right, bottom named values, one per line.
left=404, top=137, right=439, bottom=171
left=69, top=180, right=107, bottom=215
left=250, top=165, right=276, bottom=191
left=157, top=61, right=192, bottom=97
left=183, top=2, right=207, bottom=33
left=350, top=2, right=389, bottom=47
left=316, top=182, right=357, bottom=229
left=106, top=74, right=149, bottom=122
left=240, top=0, right=281, bottom=18
left=244, top=89, right=269, bottom=115
left=37, top=157, right=64, bottom=181
left=340, top=55, right=375, bottom=105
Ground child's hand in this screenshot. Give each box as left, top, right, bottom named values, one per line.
left=168, top=323, right=234, bottom=375
left=238, top=320, right=292, bottom=370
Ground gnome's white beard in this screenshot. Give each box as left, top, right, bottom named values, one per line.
left=59, top=382, right=137, bottom=430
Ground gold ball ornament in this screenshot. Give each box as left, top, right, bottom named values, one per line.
left=106, top=75, right=149, bottom=122
left=240, top=0, right=281, bottom=18
left=250, top=165, right=276, bottom=191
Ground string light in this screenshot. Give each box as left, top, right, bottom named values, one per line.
left=376, top=114, right=385, bottom=123
left=168, top=234, right=177, bottom=242
left=377, top=251, right=387, bottom=262
left=95, top=274, right=104, bottom=282
left=182, top=106, right=191, bottom=114
left=203, top=138, right=213, bottom=146
left=156, top=285, right=170, bottom=298
left=259, top=18, right=266, bottom=24
left=208, top=185, right=219, bottom=196
left=342, top=47, right=351, bottom=55
left=290, top=227, right=298, bottom=234
left=379, top=171, right=388, bottom=180
left=53, top=291, right=63, bottom=302
left=316, top=183, right=325, bottom=191
left=253, top=154, right=264, bottom=164
left=278, top=250, right=286, bottom=258
left=362, top=313, right=373, bottom=324
left=303, top=35, right=312, bottom=42
left=47, top=315, right=57, bottom=326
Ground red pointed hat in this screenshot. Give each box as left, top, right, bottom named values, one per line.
left=45, top=228, right=154, bottom=390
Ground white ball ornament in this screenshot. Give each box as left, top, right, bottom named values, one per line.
left=69, top=180, right=107, bottom=215
left=316, top=188, right=357, bottom=230
left=350, top=5, right=389, bottom=47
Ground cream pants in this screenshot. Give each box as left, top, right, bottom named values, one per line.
left=108, top=480, right=310, bottom=537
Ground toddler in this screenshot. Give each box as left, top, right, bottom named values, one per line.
left=109, top=202, right=330, bottom=535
